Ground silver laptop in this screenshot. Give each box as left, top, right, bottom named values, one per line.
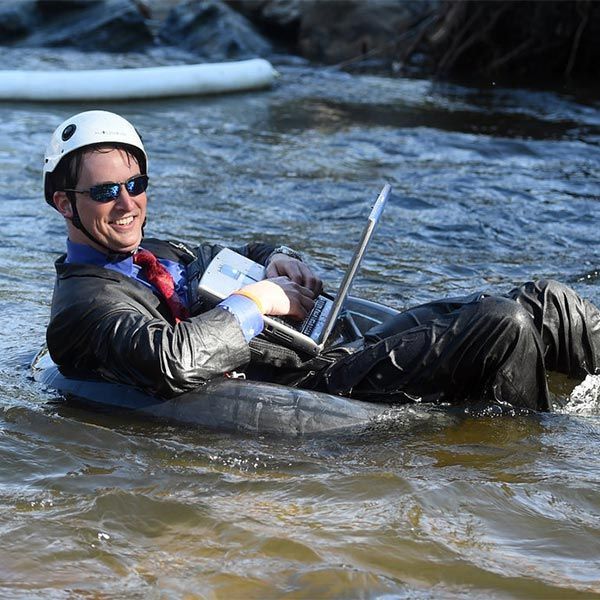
left=197, top=184, right=391, bottom=355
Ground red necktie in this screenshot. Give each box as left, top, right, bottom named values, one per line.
left=133, top=249, right=189, bottom=323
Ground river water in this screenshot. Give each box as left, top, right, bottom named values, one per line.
left=0, top=47, right=599, bottom=598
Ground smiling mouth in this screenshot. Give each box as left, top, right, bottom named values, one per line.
left=112, top=216, right=135, bottom=226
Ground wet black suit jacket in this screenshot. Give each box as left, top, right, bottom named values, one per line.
left=47, top=238, right=275, bottom=398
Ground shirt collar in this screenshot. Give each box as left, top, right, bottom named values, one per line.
left=65, top=239, right=135, bottom=277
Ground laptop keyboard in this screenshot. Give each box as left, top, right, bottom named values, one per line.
left=268, top=296, right=330, bottom=338
left=301, top=296, right=329, bottom=336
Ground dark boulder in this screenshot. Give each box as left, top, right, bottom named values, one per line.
left=0, top=2, right=38, bottom=42
left=225, top=0, right=302, bottom=47
left=226, top=0, right=437, bottom=61
left=1, top=0, right=153, bottom=52
left=296, top=0, right=437, bottom=64
left=158, top=0, right=271, bottom=59
left=35, top=0, right=101, bottom=15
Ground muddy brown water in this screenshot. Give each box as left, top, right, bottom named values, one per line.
left=0, top=48, right=599, bottom=598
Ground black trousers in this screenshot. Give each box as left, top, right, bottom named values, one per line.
left=323, top=280, right=600, bottom=411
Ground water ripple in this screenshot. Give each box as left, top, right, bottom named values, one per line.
left=0, top=47, right=599, bottom=597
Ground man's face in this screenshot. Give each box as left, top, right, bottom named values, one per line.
left=60, top=148, right=147, bottom=254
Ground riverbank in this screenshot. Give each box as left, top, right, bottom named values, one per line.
left=1, top=0, right=598, bottom=89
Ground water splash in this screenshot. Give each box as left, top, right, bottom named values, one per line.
left=562, top=374, right=600, bottom=416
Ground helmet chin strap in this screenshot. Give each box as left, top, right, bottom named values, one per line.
left=69, top=197, right=143, bottom=262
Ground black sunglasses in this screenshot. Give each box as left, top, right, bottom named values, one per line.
left=64, top=174, right=149, bottom=203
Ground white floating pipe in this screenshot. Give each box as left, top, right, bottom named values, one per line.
left=0, top=59, right=278, bottom=101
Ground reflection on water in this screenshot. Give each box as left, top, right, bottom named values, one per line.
left=0, top=47, right=599, bottom=597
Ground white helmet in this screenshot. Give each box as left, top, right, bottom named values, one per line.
left=43, top=110, right=147, bottom=207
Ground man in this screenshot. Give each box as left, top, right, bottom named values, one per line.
left=45, top=110, right=600, bottom=412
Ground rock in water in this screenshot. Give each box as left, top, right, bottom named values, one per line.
left=0, top=2, right=37, bottom=42
left=1, top=0, right=153, bottom=52
left=297, top=0, right=437, bottom=64
left=159, top=0, right=272, bottom=59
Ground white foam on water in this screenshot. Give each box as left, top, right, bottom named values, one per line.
left=561, top=374, right=600, bottom=416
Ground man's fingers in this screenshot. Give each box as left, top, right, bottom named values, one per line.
left=264, top=261, right=283, bottom=279
left=270, top=259, right=302, bottom=282
left=266, top=256, right=323, bottom=294
left=282, top=282, right=312, bottom=319
left=290, top=290, right=315, bottom=319
left=278, top=279, right=316, bottom=320
left=303, top=272, right=323, bottom=296
left=240, top=275, right=319, bottom=320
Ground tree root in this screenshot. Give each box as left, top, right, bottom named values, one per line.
left=405, top=0, right=599, bottom=83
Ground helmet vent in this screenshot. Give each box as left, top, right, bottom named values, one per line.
left=61, top=124, right=76, bottom=141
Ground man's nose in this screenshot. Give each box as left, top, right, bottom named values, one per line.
left=115, top=184, right=136, bottom=208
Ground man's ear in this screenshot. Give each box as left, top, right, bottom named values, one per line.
left=53, top=191, right=73, bottom=219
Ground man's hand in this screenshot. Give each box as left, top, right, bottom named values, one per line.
left=265, top=254, right=323, bottom=297
left=238, top=277, right=316, bottom=321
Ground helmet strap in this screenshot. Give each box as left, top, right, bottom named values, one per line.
left=69, top=197, right=140, bottom=262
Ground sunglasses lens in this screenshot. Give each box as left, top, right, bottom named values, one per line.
left=88, top=176, right=148, bottom=202
left=89, top=183, right=120, bottom=203
left=126, top=175, right=149, bottom=196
